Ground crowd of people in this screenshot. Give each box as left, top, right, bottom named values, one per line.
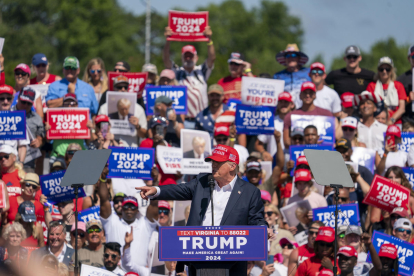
left=1, top=23, right=414, bottom=276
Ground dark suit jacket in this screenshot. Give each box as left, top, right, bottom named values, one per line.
left=158, top=173, right=267, bottom=226
left=29, top=246, right=74, bottom=267
left=108, top=112, right=133, bottom=120
left=296, top=223, right=306, bottom=234
left=183, top=151, right=211, bottom=159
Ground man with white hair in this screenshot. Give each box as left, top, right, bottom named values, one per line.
left=109, top=98, right=133, bottom=120
left=183, top=137, right=209, bottom=159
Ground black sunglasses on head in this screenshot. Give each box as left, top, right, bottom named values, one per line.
left=67, top=150, right=77, bottom=155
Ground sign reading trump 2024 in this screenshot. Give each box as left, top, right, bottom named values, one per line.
left=291, top=115, right=335, bottom=145
left=398, top=132, right=414, bottom=153
left=0, top=111, right=26, bottom=140
left=367, top=231, right=414, bottom=276
left=78, top=206, right=100, bottom=223
left=241, top=77, right=285, bottom=106
left=40, top=170, right=86, bottom=205
left=313, top=203, right=360, bottom=227
left=146, top=86, right=187, bottom=115
left=235, top=104, right=275, bottom=135
left=107, top=147, right=154, bottom=180
left=159, top=226, right=267, bottom=261
left=403, top=167, right=414, bottom=188
left=46, top=108, right=90, bottom=140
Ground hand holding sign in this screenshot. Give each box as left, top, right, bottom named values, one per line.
left=167, top=11, right=209, bottom=42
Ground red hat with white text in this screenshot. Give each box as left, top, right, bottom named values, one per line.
left=340, top=92, right=355, bottom=108
left=315, top=226, right=335, bottom=243
left=182, top=45, right=197, bottom=55
left=310, top=62, right=325, bottom=73
left=295, top=156, right=309, bottom=166
left=294, top=169, right=312, bottom=182
left=0, top=85, right=13, bottom=95
left=205, top=144, right=239, bottom=164
left=338, top=246, right=358, bottom=258
left=319, top=269, right=334, bottom=276
left=95, top=115, right=110, bottom=124
left=378, top=244, right=398, bottom=259
left=214, top=123, right=230, bottom=137
left=14, top=63, right=31, bottom=76
left=278, top=92, right=293, bottom=103
left=158, top=200, right=171, bottom=210
left=300, top=81, right=316, bottom=93
left=386, top=125, right=401, bottom=138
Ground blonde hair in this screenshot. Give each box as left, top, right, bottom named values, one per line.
left=374, top=67, right=397, bottom=82
left=2, top=222, right=27, bottom=240
left=15, top=161, right=26, bottom=183
left=58, top=263, right=69, bottom=276
left=264, top=203, right=280, bottom=217
left=82, top=58, right=108, bottom=91
left=117, top=98, right=132, bottom=108
left=14, top=212, right=41, bottom=240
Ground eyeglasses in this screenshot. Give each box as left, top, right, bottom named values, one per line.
left=115, top=85, right=128, bottom=90
left=36, top=64, right=47, bottom=68
left=282, top=244, right=294, bottom=249
left=310, top=69, right=324, bottom=75
left=159, top=209, right=170, bottom=215
left=67, top=150, right=77, bottom=156
left=90, top=69, right=102, bottom=74
left=337, top=197, right=349, bottom=202
left=229, top=62, right=241, bottom=66
left=71, top=231, right=85, bottom=238
left=20, top=101, right=33, bottom=106
left=285, top=53, right=298, bottom=58
left=104, top=253, right=119, bottom=260
left=319, top=241, right=333, bottom=248
left=87, top=228, right=102, bottom=234
left=396, top=228, right=412, bottom=235
left=265, top=211, right=275, bottom=217
left=390, top=215, right=402, bottom=220
left=0, top=97, right=12, bottom=102
left=25, top=182, right=39, bottom=189
left=64, top=66, right=77, bottom=70
left=378, top=67, right=391, bottom=72
left=0, top=155, right=10, bottom=160
left=15, top=72, right=28, bottom=77
left=338, top=233, right=345, bottom=239
left=122, top=205, right=138, bottom=210
left=342, top=127, right=355, bottom=132
left=215, top=138, right=228, bottom=143
left=114, top=68, right=127, bottom=73
left=346, top=55, right=359, bottom=60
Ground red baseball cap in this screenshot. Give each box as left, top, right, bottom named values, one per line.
left=205, top=144, right=239, bottom=164
left=158, top=200, right=171, bottom=210
left=386, top=125, right=401, bottom=138
left=0, top=84, right=13, bottom=95
left=319, top=269, right=334, bottom=276
left=122, top=196, right=138, bottom=207
left=279, top=237, right=299, bottom=249
left=14, top=63, right=31, bottom=76
left=214, top=123, right=230, bottom=137
left=341, top=92, right=355, bottom=108
left=338, top=246, right=358, bottom=258
left=124, top=273, right=139, bottom=276
left=391, top=207, right=408, bottom=218
left=182, top=45, right=197, bottom=55
left=300, top=81, right=316, bottom=93
left=294, top=169, right=312, bottom=182
left=95, top=115, right=109, bottom=124
left=378, top=244, right=398, bottom=259
left=310, top=62, right=325, bottom=73
left=296, top=156, right=309, bottom=166
left=315, top=226, right=335, bottom=243
left=63, top=93, right=78, bottom=102
left=261, top=190, right=271, bottom=202
left=278, top=92, right=293, bottom=102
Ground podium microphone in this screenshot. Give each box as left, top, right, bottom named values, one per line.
left=208, top=175, right=215, bottom=226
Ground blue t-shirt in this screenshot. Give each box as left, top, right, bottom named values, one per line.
left=195, top=104, right=229, bottom=139
left=273, top=67, right=311, bottom=107
left=46, top=78, right=98, bottom=115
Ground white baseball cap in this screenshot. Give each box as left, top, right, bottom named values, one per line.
left=0, top=144, right=17, bottom=156
left=341, top=117, right=358, bottom=129
left=393, top=218, right=412, bottom=230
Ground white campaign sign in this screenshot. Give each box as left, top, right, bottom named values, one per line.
left=81, top=264, right=117, bottom=276
left=241, top=76, right=285, bottom=106
left=0, top=38, right=4, bottom=54
left=157, top=145, right=183, bottom=174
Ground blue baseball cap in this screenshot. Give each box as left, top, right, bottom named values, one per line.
left=32, top=53, right=48, bottom=66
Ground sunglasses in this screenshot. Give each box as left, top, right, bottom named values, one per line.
left=391, top=215, right=402, bottom=220
left=0, top=155, right=10, bottom=160
left=396, top=228, right=412, bottom=235
left=104, top=253, right=119, bottom=260
left=308, top=230, right=318, bottom=236
left=36, top=64, right=47, bottom=68
left=319, top=241, right=333, bottom=248
left=339, top=233, right=345, bottom=239
left=282, top=244, right=294, bottom=249
left=87, top=228, right=102, bottom=234
left=113, top=199, right=123, bottom=205
left=115, top=85, right=128, bottom=90
left=114, top=69, right=127, bottom=73
left=15, top=72, right=28, bottom=77
left=379, top=67, right=391, bottom=72
left=337, top=197, right=349, bottom=202
left=285, top=53, right=298, bottom=58
left=67, top=150, right=77, bottom=156
left=0, top=97, right=12, bottom=102
left=346, top=55, right=359, bottom=60
left=342, top=127, right=355, bottom=132
left=215, top=138, right=228, bottom=143
left=159, top=209, right=170, bottom=215
left=64, top=66, right=77, bottom=70
left=71, top=231, right=85, bottom=238
left=265, top=211, right=275, bottom=217
left=229, top=62, right=242, bottom=66
left=292, top=136, right=303, bottom=141
left=25, top=182, right=39, bottom=189
left=20, top=101, right=33, bottom=106
left=122, top=205, right=138, bottom=210
left=90, top=69, right=102, bottom=74
left=310, top=69, right=324, bottom=75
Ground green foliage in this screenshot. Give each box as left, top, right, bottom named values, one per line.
left=329, top=38, right=411, bottom=75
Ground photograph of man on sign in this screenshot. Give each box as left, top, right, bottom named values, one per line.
left=109, top=98, right=134, bottom=120
left=183, top=136, right=209, bottom=159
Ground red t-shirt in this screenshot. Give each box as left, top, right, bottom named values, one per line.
left=7, top=197, right=45, bottom=223
left=20, top=235, right=39, bottom=247
left=2, top=170, right=22, bottom=198
left=283, top=106, right=333, bottom=131
left=217, top=76, right=242, bottom=104
left=297, top=244, right=315, bottom=265
left=0, top=71, right=5, bottom=85
left=29, top=74, right=59, bottom=85
left=295, top=256, right=335, bottom=276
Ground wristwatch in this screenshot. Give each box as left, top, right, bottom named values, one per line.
left=390, top=118, right=396, bottom=124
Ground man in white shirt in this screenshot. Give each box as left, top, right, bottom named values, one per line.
left=309, top=62, right=341, bottom=116
left=355, top=91, right=387, bottom=153
left=256, top=92, right=294, bottom=161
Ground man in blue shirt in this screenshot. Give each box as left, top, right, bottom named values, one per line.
left=46, top=56, right=98, bottom=115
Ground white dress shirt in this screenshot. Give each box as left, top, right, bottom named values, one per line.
left=357, top=120, right=387, bottom=153
left=48, top=243, right=67, bottom=263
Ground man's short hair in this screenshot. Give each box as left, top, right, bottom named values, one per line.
left=104, top=242, right=121, bottom=255
left=49, top=220, right=66, bottom=234
left=117, top=98, right=131, bottom=109
left=304, top=125, right=318, bottom=134
left=310, top=220, right=325, bottom=228
left=192, top=136, right=205, bottom=146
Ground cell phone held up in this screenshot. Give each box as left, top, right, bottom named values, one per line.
left=101, top=122, right=109, bottom=139
left=386, top=135, right=395, bottom=148
left=155, top=124, right=164, bottom=137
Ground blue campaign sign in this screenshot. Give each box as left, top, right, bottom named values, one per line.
left=227, top=99, right=242, bottom=111
left=0, top=111, right=26, bottom=140
left=313, top=203, right=360, bottom=227
left=289, top=144, right=333, bottom=176
left=159, top=226, right=268, bottom=261
left=350, top=147, right=375, bottom=174
left=235, top=104, right=275, bottom=135
left=367, top=231, right=414, bottom=276
left=145, top=85, right=187, bottom=115
left=78, top=206, right=100, bottom=223
left=398, top=132, right=414, bottom=153
left=291, top=115, right=335, bottom=145
left=403, top=167, right=414, bottom=188
left=107, top=147, right=154, bottom=179
left=40, top=170, right=86, bottom=205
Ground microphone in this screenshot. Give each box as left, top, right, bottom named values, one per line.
left=208, top=175, right=215, bottom=226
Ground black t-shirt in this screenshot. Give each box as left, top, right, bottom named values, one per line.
left=325, top=68, right=375, bottom=95
left=397, top=69, right=414, bottom=123
left=164, top=115, right=183, bottom=148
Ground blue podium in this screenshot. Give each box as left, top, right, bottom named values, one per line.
left=159, top=225, right=268, bottom=276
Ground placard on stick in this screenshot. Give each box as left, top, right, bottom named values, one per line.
left=168, top=11, right=209, bottom=42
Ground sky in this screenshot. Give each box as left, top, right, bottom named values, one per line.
left=118, top=0, right=414, bottom=68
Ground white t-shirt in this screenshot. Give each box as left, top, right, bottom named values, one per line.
left=385, top=151, right=408, bottom=174
left=354, top=252, right=373, bottom=276
left=357, top=120, right=387, bottom=153
left=408, top=145, right=414, bottom=167
left=287, top=191, right=328, bottom=209
left=313, top=85, right=342, bottom=114
left=271, top=263, right=287, bottom=276
left=257, top=115, right=284, bottom=157
left=100, top=213, right=157, bottom=267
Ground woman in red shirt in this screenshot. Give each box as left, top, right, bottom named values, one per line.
left=366, top=57, right=406, bottom=125
left=0, top=146, right=25, bottom=198
left=14, top=201, right=45, bottom=247
left=29, top=53, right=61, bottom=85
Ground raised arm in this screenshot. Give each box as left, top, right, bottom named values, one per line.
left=137, top=176, right=199, bottom=201
left=98, top=167, right=112, bottom=219
left=163, top=27, right=173, bottom=69
left=204, top=26, right=215, bottom=69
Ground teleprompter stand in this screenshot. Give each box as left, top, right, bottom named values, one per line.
left=304, top=149, right=354, bottom=276
left=61, top=149, right=112, bottom=276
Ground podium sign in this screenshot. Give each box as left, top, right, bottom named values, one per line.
left=159, top=226, right=267, bottom=261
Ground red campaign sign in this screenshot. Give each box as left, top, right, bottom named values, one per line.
left=168, top=11, right=209, bottom=42
left=362, top=174, right=410, bottom=213
left=0, top=182, right=6, bottom=208
left=107, top=72, right=148, bottom=98
left=46, top=108, right=90, bottom=140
